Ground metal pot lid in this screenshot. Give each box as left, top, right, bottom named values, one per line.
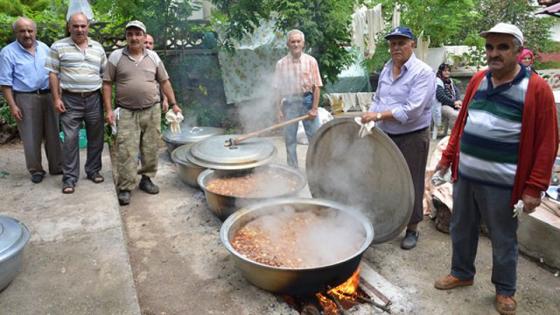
left=187, top=135, right=277, bottom=170
left=162, top=126, right=224, bottom=144
left=171, top=144, right=193, bottom=165
left=0, top=215, right=30, bottom=261
left=305, top=117, right=414, bottom=244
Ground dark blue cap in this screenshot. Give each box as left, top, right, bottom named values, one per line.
left=385, top=26, right=415, bottom=40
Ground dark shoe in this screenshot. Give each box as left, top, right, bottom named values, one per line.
left=434, top=274, right=474, bottom=290
left=400, top=229, right=419, bottom=249
left=118, top=190, right=131, bottom=206
left=139, top=176, right=159, bottom=194
left=87, top=172, right=104, bottom=183
left=31, top=172, right=45, bottom=183
left=496, top=294, right=517, bottom=315
left=62, top=181, right=75, bottom=194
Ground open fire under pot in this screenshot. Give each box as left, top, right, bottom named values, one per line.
left=219, top=118, right=414, bottom=314
left=173, top=134, right=277, bottom=189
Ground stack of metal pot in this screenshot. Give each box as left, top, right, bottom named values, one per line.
left=168, top=126, right=224, bottom=187
left=187, top=135, right=304, bottom=220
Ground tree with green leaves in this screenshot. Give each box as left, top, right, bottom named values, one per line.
left=211, top=0, right=355, bottom=84
left=366, top=0, right=556, bottom=70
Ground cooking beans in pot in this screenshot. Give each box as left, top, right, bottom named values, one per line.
left=206, top=169, right=299, bottom=198
left=231, top=207, right=365, bottom=268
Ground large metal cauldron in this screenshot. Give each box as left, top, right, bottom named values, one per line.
left=198, top=164, right=306, bottom=221
left=220, top=198, right=374, bottom=295
left=171, top=145, right=205, bottom=188
left=0, top=216, right=30, bottom=291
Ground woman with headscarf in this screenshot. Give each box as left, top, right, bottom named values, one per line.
left=435, top=63, right=462, bottom=130
left=518, top=48, right=537, bottom=73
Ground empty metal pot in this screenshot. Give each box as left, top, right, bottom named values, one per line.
left=220, top=198, right=374, bottom=295
left=171, top=145, right=206, bottom=188
left=0, top=215, right=30, bottom=291
left=198, top=164, right=306, bottom=220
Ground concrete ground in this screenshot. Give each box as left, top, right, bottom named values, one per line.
left=0, top=136, right=559, bottom=315
left=0, top=144, right=140, bottom=314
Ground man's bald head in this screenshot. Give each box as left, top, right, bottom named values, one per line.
left=67, top=12, right=89, bottom=45
left=12, top=17, right=36, bottom=32
left=13, top=17, right=36, bottom=49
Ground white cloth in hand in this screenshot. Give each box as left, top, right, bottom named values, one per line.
left=165, top=110, right=184, bottom=134
left=354, top=116, right=375, bottom=138
left=513, top=200, right=524, bottom=218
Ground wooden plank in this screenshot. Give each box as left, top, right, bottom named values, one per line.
left=359, top=261, right=414, bottom=313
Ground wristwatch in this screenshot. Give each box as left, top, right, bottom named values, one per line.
left=376, top=112, right=382, bottom=121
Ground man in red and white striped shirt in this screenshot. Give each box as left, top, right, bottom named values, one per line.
left=274, top=29, right=323, bottom=168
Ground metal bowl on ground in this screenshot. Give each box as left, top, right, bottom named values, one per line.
left=0, top=215, right=30, bottom=291
left=198, top=164, right=306, bottom=221
left=220, top=198, right=374, bottom=295
left=171, top=145, right=206, bottom=188
left=162, top=125, right=224, bottom=156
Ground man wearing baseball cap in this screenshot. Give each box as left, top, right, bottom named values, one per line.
left=434, top=22, right=558, bottom=315
left=102, top=20, right=182, bottom=205
left=362, top=26, right=436, bottom=250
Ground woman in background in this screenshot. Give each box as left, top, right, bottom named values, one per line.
left=436, top=63, right=461, bottom=130
left=518, top=48, right=537, bottom=73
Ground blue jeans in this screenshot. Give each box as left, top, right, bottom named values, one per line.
left=282, top=93, right=319, bottom=168
left=450, top=175, right=518, bottom=296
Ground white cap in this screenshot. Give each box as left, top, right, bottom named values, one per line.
left=480, top=23, right=523, bottom=45
left=125, top=20, right=146, bottom=33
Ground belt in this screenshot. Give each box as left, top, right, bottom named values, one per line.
left=13, top=89, right=50, bottom=95
left=386, top=126, right=429, bottom=137
left=118, top=104, right=157, bottom=111
left=62, top=89, right=99, bottom=97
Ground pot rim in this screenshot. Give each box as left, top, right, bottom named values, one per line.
left=162, top=126, right=224, bottom=145
left=197, top=164, right=307, bottom=200
left=0, top=215, right=31, bottom=262
left=220, top=197, right=374, bottom=271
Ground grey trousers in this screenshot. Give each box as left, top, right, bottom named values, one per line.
left=60, top=92, right=104, bottom=185
left=14, top=93, right=62, bottom=175
left=450, top=176, right=518, bottom=296
left=387, top=127, right=430, bottom=226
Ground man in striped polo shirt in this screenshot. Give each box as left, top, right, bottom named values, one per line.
left=434, top=23, right=558, bottom=315
left=273, top=29, right=323, bottom=168
left=46, top=12, right=107, bottom=194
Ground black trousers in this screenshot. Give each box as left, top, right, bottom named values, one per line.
left=388, top=127, right=430, bottom=225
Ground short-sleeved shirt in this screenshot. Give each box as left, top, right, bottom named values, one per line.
left=273, top=53, right=322, bottom=96
left=103, top=47, right=169, bottom=110
left=45, top=37, right=106, bottom=92
left=0, top=40, right=50, bottom=91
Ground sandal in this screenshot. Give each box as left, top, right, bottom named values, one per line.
left=62, top=182, right=75, bottom=194
left=87, top=172, right=104, bottom=184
